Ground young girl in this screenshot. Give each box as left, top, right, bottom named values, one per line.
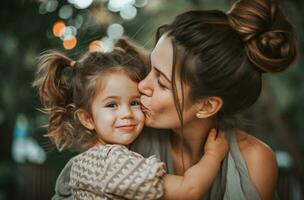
left=33, top=38, right=228, bottom=200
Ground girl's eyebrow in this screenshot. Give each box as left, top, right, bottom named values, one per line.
left=102, top=96, right=119, bottom=101
left=153, top=67, right=171, bottom=83
left=102, top=95, right=140, bottom=101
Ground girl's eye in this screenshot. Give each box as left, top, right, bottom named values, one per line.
left=105, top=102, right=118, bottom=108
left=131, top=100, right=141, bottom=106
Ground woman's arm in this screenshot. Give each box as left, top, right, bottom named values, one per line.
left=162, top=130, right=228, bottom=200
left=237, top=131, right=278, bottom=200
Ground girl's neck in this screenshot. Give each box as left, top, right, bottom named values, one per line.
left=94, top=139, right=130, bottom=149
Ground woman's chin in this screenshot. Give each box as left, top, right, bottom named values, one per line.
left=144, top=117, right=153, bottom=126
left=145, top=116, right=162, bottom=128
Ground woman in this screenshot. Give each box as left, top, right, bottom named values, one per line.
left=53, top=0, right=296, bottom=199
left=133, top=0, right=296, bottom=199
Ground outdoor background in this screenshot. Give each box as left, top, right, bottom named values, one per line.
left=0, top=0, right=303, bottom=199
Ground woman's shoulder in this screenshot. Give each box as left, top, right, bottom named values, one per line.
left=235, top=130, right=275, bottom=157
left=235, top=130, right=278, bottom=200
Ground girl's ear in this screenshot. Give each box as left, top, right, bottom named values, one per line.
left=75, top=109, right=95, bottom=130
left=195, top=96, right=223, bottom=119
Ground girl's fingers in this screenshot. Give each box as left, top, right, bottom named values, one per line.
left=217, top=131, right=226, bottom=139
left=207, top=128, right=217, bottom=142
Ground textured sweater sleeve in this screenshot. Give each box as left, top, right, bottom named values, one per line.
left=52, top=158, right=74, bottom=200
left=69, top=145, right=166, bottom=200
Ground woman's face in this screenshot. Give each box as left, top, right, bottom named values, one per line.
left=138, top=35, right=197, bottom=129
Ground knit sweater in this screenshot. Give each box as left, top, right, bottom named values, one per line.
left=69, top=144, right=166, bottom=200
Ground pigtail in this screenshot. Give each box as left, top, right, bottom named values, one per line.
left=33, top=50, right=76, bottom=151
left=33, top=50, right=74, bottom=107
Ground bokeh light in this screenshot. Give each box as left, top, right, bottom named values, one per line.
left=52, top=20, right=65, bottom=37
left=43, top=0, right=150, bottom=50
left=45, top=0, right=58, bottom=12
left=89, top=40, right=103, bottom=52
left=108, top=0, right=135, bottom=12
left=73, top=14, right=84, bottom=29
left=107, top=23, right=124, bottom=39
left=60, top=26, right=77, bottom=40
left=39, top=0, right=58, bottom=14
left=120, top=4, right=137, bottom=20
left=72, top=0, right=94, bottom=9
left=63, top=36, right=77, bottom=49
left=59, top=5, right=74, bottom=19
left=101, top=37, right=114, bottom=52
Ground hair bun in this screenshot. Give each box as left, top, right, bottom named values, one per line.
left=227, top=0, right=296, bottom=73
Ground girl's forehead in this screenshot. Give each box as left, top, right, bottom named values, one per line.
left=92, top=76, right=139, bottom=106
left=98, top=72, right=138, bottom=91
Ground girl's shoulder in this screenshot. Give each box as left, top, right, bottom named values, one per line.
left=235, top=130, right=278, bottom=200
left=73, top=144, right=142, bottom=165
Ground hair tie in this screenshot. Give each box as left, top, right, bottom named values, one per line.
left=70, top=60, right=77, bottom=68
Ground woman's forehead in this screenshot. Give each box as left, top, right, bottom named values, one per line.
left=150, top=35, right=173, bottom=79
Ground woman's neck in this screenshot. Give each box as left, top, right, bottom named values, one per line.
left=170, top=118, right=213, bottom=171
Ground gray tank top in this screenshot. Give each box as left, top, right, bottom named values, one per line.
left=130, top=128, right=261, bottom=200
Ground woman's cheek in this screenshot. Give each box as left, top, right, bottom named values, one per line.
left=151, top=94, right=167, bottom=112
left=152, top=91, right=174, bottom=113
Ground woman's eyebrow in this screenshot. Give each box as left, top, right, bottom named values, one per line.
left=153, top=67, right=171, bottom=83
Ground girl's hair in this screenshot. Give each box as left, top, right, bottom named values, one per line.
left=155, top=0, right=296, bottom=130
left=33, top=38, right=148, bottom=152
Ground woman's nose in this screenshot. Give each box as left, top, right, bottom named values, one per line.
left=138, top=73, right=153, bottom=97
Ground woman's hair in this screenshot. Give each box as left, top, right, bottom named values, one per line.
left=155, top=0, right=296, bottom=130
left=33, top=38, right=148, bottom=151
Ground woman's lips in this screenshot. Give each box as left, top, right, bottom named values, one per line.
left=140, top=96, right=152, bottom=118
left=140, top=104, right=149, bottom=112
left=140, top=98, right=150, bottom=112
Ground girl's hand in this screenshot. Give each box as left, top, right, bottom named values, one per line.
left=204, top=129, right=229, bottom=162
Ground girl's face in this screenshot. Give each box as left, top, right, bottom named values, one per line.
left=139, top=35, right=197, bottom=129
left=90, top=72, right=145, bottom=145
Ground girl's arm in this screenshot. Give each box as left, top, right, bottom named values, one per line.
left=162, top=130, right=228, bottom=200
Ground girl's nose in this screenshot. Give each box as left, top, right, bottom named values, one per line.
left=120, top=106, right=133, bottom=119
left=138, top=73, right=153, bottom=97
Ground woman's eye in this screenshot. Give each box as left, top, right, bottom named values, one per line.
left=105, top=102, right=118, bottom=108
left=131, top=100, right=141, bottom=106
left=157, top=79, right=166, bottom=89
